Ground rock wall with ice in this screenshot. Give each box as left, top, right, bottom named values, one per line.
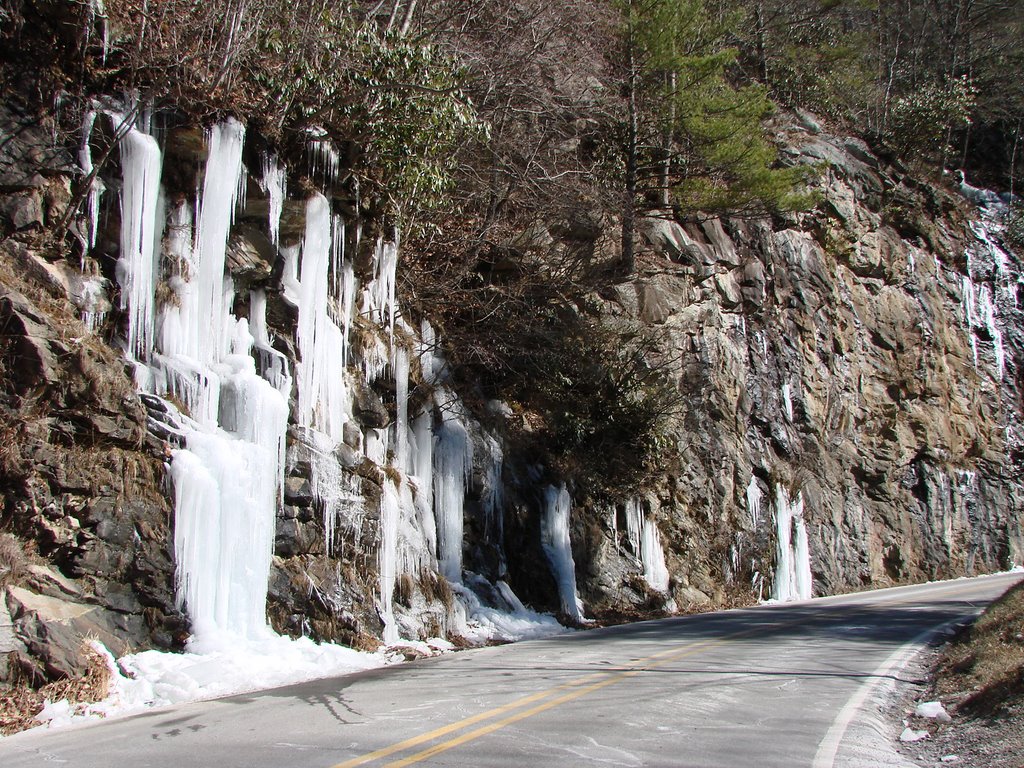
left=74, top=108, right=571, bottom=651
left=5, top=96, right=1024, bottom=685
left=540, top=120, right=1024, bottom=618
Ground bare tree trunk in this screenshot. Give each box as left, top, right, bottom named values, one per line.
left=1011, top=116, right=1021, bottom=202
left=622, top=23, right=638, bottom=275
left=659, top=70, right=676, bottom=209
left=755, top=0, right=769, bottom=84
left=399, top=0, right=419, bottom=36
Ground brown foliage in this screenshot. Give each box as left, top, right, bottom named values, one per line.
left=0, top=643, right=113, bottom=736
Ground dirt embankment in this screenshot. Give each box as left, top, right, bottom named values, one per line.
left=898, top=577, right=1024, bottom=767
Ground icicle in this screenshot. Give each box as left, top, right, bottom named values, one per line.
left=771, top=486, right=813, bottom=602
left=295, top=195, right=351, bottom=440
left=307, top=132, right=342, bottom=189
left=368, top=239, right=399, bottom=338
left=249, top=289, right=292, bottom=399
left=781, top=383, right=794, bottom=422
left=410, top=409, right=436, bottom=555
left=112, top=113, right=163, bottom=361
left=79, top=109, right=106, bottom=253
left=624, top=498, right=643, bottom=558
left=540, top=485, right=586, bottom=622
left=639, top=514, right=670, bottom=593
left=481, top=435, right=506, bottom=565
left=259, top=154, right=286, bottom=247
left=378, top=480, right=401, bottom=644
left=745, top=476, right=763, bottom=525
left=393, top=346, right=410, bottom=473
left=86, top=0, right=109, bottom=63
left=977, top=283, right=1006, bottom=379
left=331, top=213, right=345, bottom=301
left=190, top=118, right=246, bottom=364
left=340, top=261, right=356, bottom=367
left=77, top=275, right=109, bottom=332
left=623, top=498, right=670, bottom=593
left=433, top=392, right=473, bottom=583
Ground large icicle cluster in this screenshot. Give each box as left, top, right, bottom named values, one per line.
left=105, top=110, right=562, bottom=650
left=959, top=212, right=1016, bottom=380
left=112, top=117, right=290, bottom=640
left=623, top=498, right=671, bottom=594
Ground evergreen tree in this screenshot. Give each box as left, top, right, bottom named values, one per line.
left=617, top=0, right=811, bottom=272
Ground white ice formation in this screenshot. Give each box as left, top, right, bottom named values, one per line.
left=108, top=111, right=560, bottom=654
left=541, top=485, right=587, bottom=623
left=623, top=498, right=671, bottom=593
left=771, top=485, right=813, bottom=602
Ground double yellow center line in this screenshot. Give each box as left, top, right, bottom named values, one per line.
left=331, top=631, right=743, bottom=768
left=331, top=578, right=1012, bottom=768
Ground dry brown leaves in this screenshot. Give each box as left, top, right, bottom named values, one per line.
left=0, top=643, right=112, bottom=736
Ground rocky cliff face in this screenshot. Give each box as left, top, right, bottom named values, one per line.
left=1, top=98, right=1022, bottom=686
left=561, top=113, right=1024, bottom=615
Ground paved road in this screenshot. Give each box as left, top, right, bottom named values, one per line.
left=1, top=573, right=1020, bottom=768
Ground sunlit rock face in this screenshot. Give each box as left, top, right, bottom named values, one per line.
left=564, top=117, right=1024, bottom=614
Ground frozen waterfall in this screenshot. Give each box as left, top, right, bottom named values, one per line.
left=541, top=485, right=586, bottom=623
left=771, top=486, right=813, bottom=602
left=106, top=109, right=561, bottom=653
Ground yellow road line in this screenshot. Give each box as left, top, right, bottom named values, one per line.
left=330, top=636, right=724, bottom=768
left=329, top=670, right=609, bottom=768
left=333, top=577, right=1010, bottom=768
left=382, top=637, right=731, bottom=768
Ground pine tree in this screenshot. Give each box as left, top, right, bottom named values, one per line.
left=617, top=0, right=811, bottom=272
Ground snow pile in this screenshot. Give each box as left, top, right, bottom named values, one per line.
left=915, top=701, right=952, bottom=723
left=453, top=579, right=566, bottom=643
left=30, top=637, right=395, bottom=732
left=900, top=727, right=931, bottom=742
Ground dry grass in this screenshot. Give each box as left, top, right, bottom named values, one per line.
left=936, top=579, right=1024, bottom=715
left=0, top=533, right=33, bottom=587
left=0, top=643, right=112, bottom=736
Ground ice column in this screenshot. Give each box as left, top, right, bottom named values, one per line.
left=393, top=347, right=411, bottom=473
left=113, top=114, right=162, bottom=361
left=481, top=435, right=506, bottom=568
left=433, top=393, right=473, bottom=582
left=410, top=408, right=436, bottom=554
left=771, top=486, right=813, bottom=601
left=295, top=194, right=351, bottom=441
left=378, top=480, right=401, bottom=644
left=260, top=154, right=286, bottom=248
left=624, top=499, right=670, bottom=593
left=541, top=485, right=586, bottom=622
left=745, top=476, right=763, bottom=525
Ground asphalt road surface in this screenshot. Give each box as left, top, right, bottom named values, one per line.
left=2, top=572, right=1020, bottom=768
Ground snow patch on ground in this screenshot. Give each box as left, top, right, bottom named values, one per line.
left=24, top=599, right=567, bottom=736
left=27, top=634, right=396, bottom=732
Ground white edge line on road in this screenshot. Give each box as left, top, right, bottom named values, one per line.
left=811, top=616, right=968, bottom=768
